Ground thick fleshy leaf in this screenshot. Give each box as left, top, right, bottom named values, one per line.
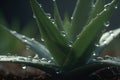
left=70, top=0, right=93, bottom=41
left=30, top=0, right=70, bottom=65
left=0, top=25, right=53, bottom=61
left=64, top=0, right=118, bottom=68
left=65, top=56, right=120, bottom=78
left=53, top=0, right=63, bottom=31
left=0, top=55, right=58, bottom=73
left=63, top=14, right=71, bottom=40
left=87, top=0, right=105, bottom=23
left=92, top=28, right=120, bottom=58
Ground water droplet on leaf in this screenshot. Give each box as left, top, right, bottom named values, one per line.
left=22, top=66, right=27, bottom=70
left=27, top=56, right=32, bottom=62
left=41, top=38, right=44, bottom=41
left=11, top=30, right=16, bottom=34
left=41, top=58, right=47, bottom=61
left=71, top=17, right=73, bottom=20
left=104, top=21, right=110, bottom=27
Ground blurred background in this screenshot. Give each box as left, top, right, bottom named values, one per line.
left=0, top=0, right=120, bottom=56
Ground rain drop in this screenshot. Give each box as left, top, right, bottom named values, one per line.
left=104, top=21, right=110, bottom=27
left=68, top=44, right=72, bottom=47
left=18, top=57, right=26, bottom=61
left=104, top=55, right=112, bottom=60
left=11, top=30, right=16, bottom=34
left=22, top=66, right=27, bottom=70
left=39, top=4, right=42, bottom=8
left=51, top=57, right=54, bottom=60
left=22, top=35, right=25, bottom=38
left=33, top=14, right=36, bottom=19
left=46, top=13, right=51, bottom=19
left=24, top=40, right=28, bottom=43
left=71, top=17, right=73, bottom=20
left=93, top=53, right=96, bottom=56
left=27, top=56, right=32, bottom=62
left=48, top=60, right=52, bottom=63
left=95, top=44, right=100, bottom=47
left=41, top=58, right=47, bottom=61
left=41, top=38, right=44, bottom=41
left=96, top=57, right=103, bottom=61
left=114, top=5, right=118, bottom=9
left=61, top=31, right=66, bottom=37
left=31, top=38, right=35, bottom=41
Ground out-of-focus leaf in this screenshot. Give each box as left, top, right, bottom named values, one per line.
left=87, top=0, right=105, bottom=23
left=0, top=25, right=53, bottom=62
left=63, top=13, right=71, bottom=40
left=93, top=28, right=120, bottom=58
left=30, top=0, right=70, bottom=65
left=70, top=0, right=93, bottom=41
left=0, top=55, right=58, bottom=73
left=53, top=0, right=63, bottom=31
left=64, top=0, right=118, bottom=68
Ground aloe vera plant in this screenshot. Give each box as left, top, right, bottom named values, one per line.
left=0, top=0, right=120, bottom=79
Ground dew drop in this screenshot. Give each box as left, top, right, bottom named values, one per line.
left=33, top=14, right=36, bottom=19
left=31, top=38, right=35, bottom=41
left=56, top=71, right=60, bottom=74
left=61, top=31, right=66, bottom=37
left=48, top=60, right=52, bottom=63
left=96, top=57, right=103, bottom=61
left=41, top=58, right=47, bottom=61
left=39, top=4, right=42, bottom=8
left=104, top=21, right=110, bottom=27
left=95, top=44, right=100, bottom=47
left=27, top=56, right=32, bottom=62
left=68, top=44, right=72, bottom=47
left=18, top=57, right=26, bottom=61
left=114, top=5, right=118, bottom=9
left=11, top=30, right=16, bottom=34
left=24, top=40, right=28, bottom=43
left=34, top=54, right=39, bottom=59
left=41, top=38, right=44, bottom=41
left=46, top=13, right=51, bottom=19
left=53, top=0, right=56, bottom=2
left=22, top=66, right=27, bottom=70
left=51, top=57, right=54, bottom=60
left=93, top=53, right=96, bottom=56
left=71, top=17, right=73, bottom=20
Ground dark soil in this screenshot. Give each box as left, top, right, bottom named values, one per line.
left=0, top=62, right=51, bottom=80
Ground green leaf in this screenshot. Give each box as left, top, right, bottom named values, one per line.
left=30, top=0, right=70, bottom=65
left=0, top=55, right=58, bottom=73
left=53, top=0, right=64, bottom=31
left=87, top=0, right=105, bottom=23
left=0, top=25, right=53, bottom=61
left=70, top=0, right=93, bottom=41
left=63, top=13, right=71, bottom=40
left=93, top=28, right=120, bottom=57
left=64, top=0, right=118, bottom=68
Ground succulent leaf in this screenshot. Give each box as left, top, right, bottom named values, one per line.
left=87, top=0, right=105, bottom=23
left=0, top=25, right=53, bottom=61
left=93, top=28, right=120, bottom=57
left=0, top=55, right=58, bottom=73
left=70, top=0, right=93, bottom=41
left=53, top=0, right=64, bottom=31
left=30, top=0, right=70, bottom=65
left=64, top=0, right=118, bottom=68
